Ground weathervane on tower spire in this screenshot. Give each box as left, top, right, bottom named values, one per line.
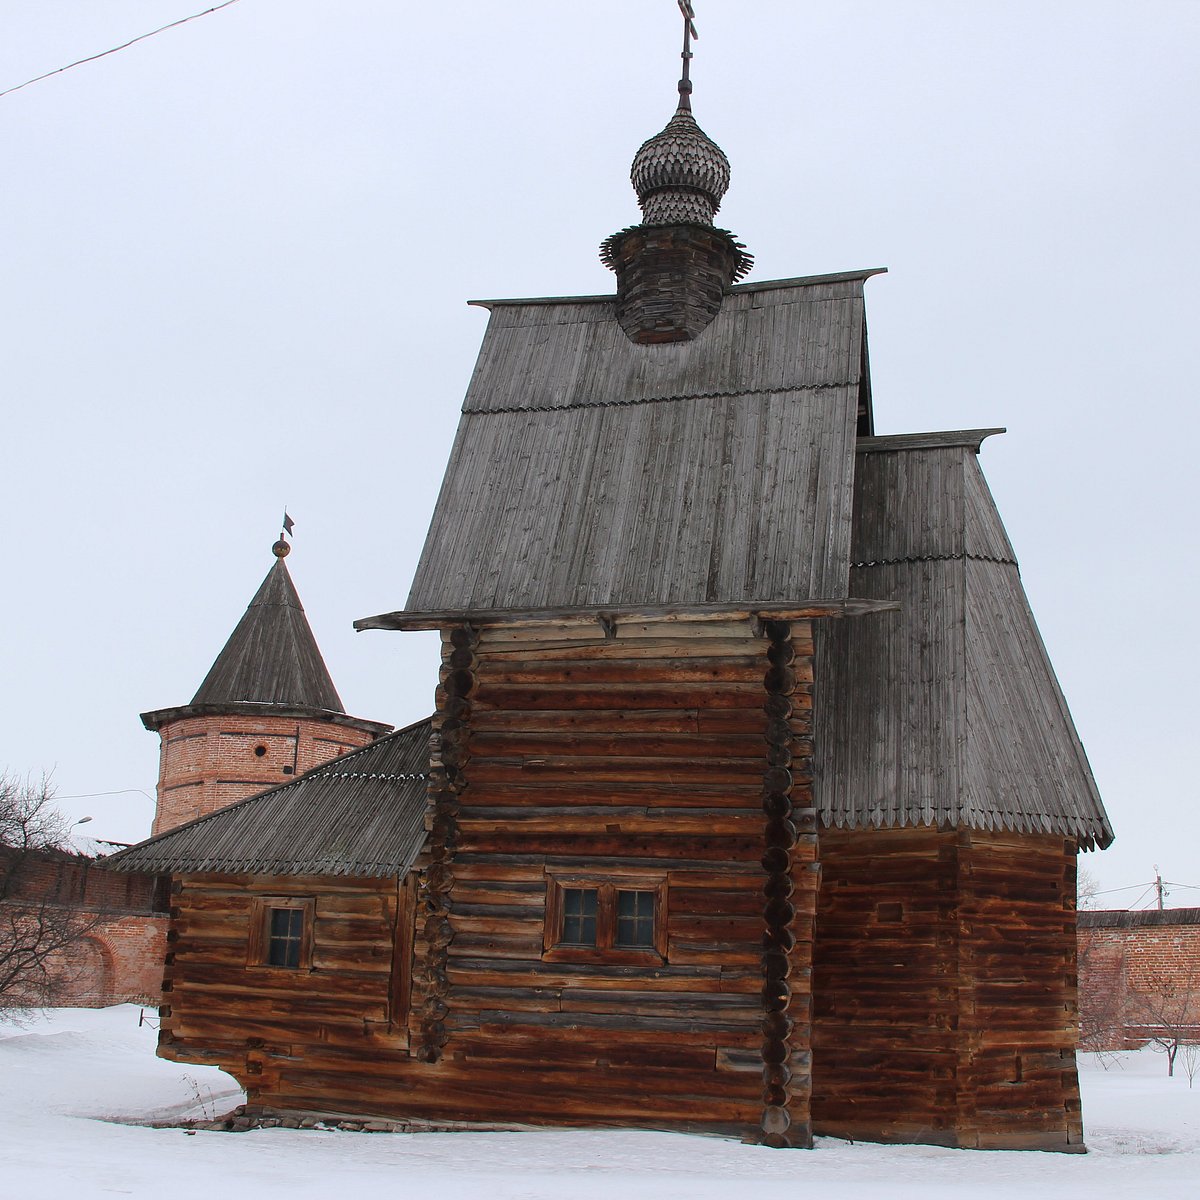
left=677, top=1, right=698, bottom=111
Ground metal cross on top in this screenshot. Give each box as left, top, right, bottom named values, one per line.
left=678, top=1, right=698, bottom=109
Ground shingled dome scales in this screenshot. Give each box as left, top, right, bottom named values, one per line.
left=190, top=553, right=344, bottom=713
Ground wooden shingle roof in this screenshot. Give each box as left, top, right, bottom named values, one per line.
left=361, top=271, right=884, bottom=630
left=191, top=556, right=343, bottom=711
left=143, top=556, right=389, bottom=736
left=105, top=719, right=432, bottom=878
left=814, top=430, right=1113, bottom=849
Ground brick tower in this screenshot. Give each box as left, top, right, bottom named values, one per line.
left=142, top=536, right=390, bottom=835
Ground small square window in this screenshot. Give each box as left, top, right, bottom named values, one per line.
left=248, top=897, right=314, bottom=970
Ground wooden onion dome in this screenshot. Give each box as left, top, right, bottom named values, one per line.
left=601, top=34, right=751, bottom=344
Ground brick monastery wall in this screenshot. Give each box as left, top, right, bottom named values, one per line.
left=153, top=713, right=377, bottom=834
left=2, top=846, right=168, bottom=1007
left=52, top=914, right=169, bottom=1006
left=1078, top=914, right=1200, bottom=1050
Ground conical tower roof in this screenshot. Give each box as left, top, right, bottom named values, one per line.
left=142, top=540, right=390, bottom=736
left=190, top=553, right=344, bottom=712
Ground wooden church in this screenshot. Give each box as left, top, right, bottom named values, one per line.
left=109, top=13, right=1112, bottom=1152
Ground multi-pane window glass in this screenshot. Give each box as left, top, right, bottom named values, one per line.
left=616, top=889, right=656, bottom=948
left=561, top=887, right=598, bottom=945
left=267, top=906, right=305, bottom=968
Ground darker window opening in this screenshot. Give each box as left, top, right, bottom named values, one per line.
left=561, top=887, right=598, bottom=945
left=616, top=889, right=656, bottom=948
left=267, top=907, right=304, bottom=968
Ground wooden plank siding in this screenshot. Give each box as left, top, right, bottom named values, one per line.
left=811, top=826, right=1083, bottom=1150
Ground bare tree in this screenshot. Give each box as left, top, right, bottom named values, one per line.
left=1127, top=962, right=1200, bottom=1078
left=0, top=773, right=102, bottom=1015
left=1181, top=1042, right=1200, bottom=1089
left=1077, top=863, right=1101, bottom=910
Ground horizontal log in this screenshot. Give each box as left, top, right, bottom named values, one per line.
left=462, top=782, right=765, bottom=807
left=457, top=808, right=763, bottom=837
left=558, top=989, right=758, bottom=1021
left=473, top=686, right=764, bottom=711
left=450, top=882, right=545, bottom=907
left=455, top=833, right=763, bottom=861
left=453, top=1008, right=754, bottom=1036
left=466, top=761, right=766, bottom=787
left=450, top=1019, right=756, bottom=1051
left=665, top=942, right=761, bottom=969
left=453, top=853, right=762, bottom=879
left=473, top=617, right=758, bottom=645
left=669, top=888, right=763, bottom=917
left=479, top=637, right=789, bottom=662
left=446, top=957, right=725, bottom=992
left=468, top=731, right=770, bottom=759
left=668, top=915, right=765, bottom=944
left=475, top=659, right=770, bottom=686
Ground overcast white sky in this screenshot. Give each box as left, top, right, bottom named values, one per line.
left=1, top=1, right=1196, bottom=904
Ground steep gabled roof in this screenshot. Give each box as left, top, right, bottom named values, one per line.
left=362, top=271, right=883, bottom=630
left=105, top=718, right=432, bottom=878
left=814, top=430, right=1113, bottom=849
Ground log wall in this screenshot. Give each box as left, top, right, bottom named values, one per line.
left=156, top=622, right=1083, bottom=1151
left=158, top=872, right=412, bottom=1102
left=158, top=616, right=819, bottom=1143
left=413, top=616, right=818, bottom=1143
left=812, top=826, right=1082, bottom=1150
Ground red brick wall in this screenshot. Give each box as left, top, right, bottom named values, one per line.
left=152, top=714, right=377, bottom=834
left=1078, top=915, right=1200, bottom=1050
left=50, top=914, right=169, bottom=1006
left=5, top=848, right=161, bottom=911
left=2, top=846, right=168, bottom=1008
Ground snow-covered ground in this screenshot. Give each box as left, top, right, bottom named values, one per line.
left=2, top=1006, right=1198, bottom=1200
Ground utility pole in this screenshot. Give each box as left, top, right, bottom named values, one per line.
left=1154, top=865, right=1165, bottom=910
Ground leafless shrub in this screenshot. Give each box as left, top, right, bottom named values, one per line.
left=0, top=773, right=103, bottom=1019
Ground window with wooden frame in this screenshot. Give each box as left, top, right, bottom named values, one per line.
left=247, top=897, right=315, bottom=970
left=543, top=873, right=667, bottom=963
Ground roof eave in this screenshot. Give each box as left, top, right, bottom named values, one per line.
left=140, top=701, right=392, bottom=737
left=356, top=598, right=898, bottom=634
left=469, top=267, right=888, bottom=310
left=856, top=428, right=1006, bottom=455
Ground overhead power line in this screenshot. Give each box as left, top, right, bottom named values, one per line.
left=0, top=0, right=242, bottom=101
